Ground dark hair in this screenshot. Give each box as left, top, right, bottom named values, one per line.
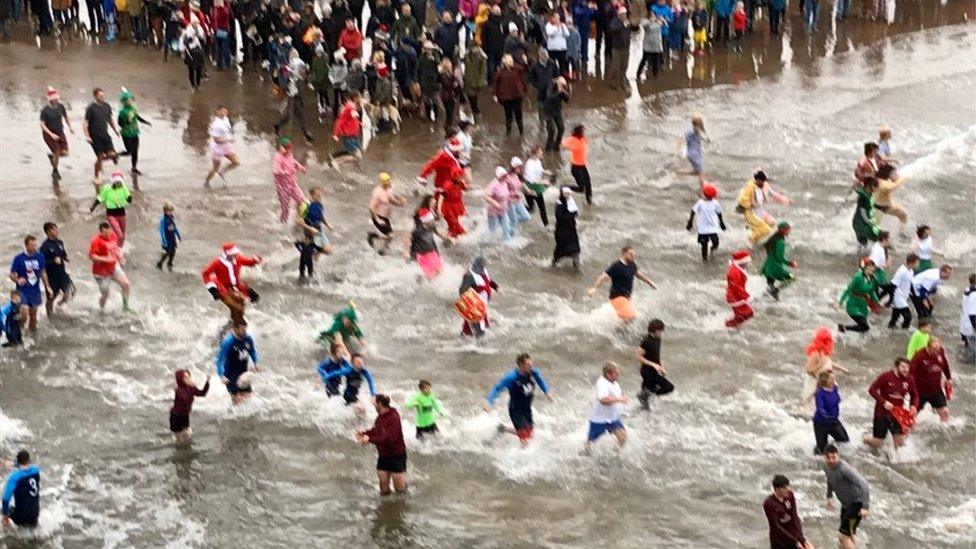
left=351, top=352, right=363, bottom=361
left=824, top=444, right=839, bottom=455
left=458, top=121, right=472, bottom=131
left=234, top=320, right=248, bottom=328
left=43, top=222, right=57, bottom=234
left=916, top=225, right=930, bottom=238
left=16, top=450, right=30, bottom=465
left=93, top=87, right=104, bottom=95
left=516, top=353, right=531, bottom=366
left=863, top=142, right=878, bottom=156
left=375, top=394, right=391, bottom=407
left=906, top=253, right=919, bottom=264
left=862, top=176, right=879, bottom=191
left=621, top=245, right=634, bottom=255
left=894, top=357, right=910, bottom=368
left=418, top=379, right=431, bottom=389
left=444, top=126, right=459, bottom=139
left=771, top=475, right=790, bottom=488
left=571, top=124, right=584, bottom=138
left=970, top=273, right=975, bottom=286
left=98, top=221, right=111, bottom=230
left=24, top=235, right=37, bottom=246
left=647, top=319, right=665, bottom=333
left=330, top=343, right=343, bottom=355
left=918, top=319, right=933, bottom=328
left=878, top=230, right=890, bottom=241
left=876, top=164, right=896, bottom=180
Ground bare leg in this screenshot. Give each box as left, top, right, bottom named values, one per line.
left=391, top=473, right=408, bottom=493
left=613, top=428, right=628, bottom=448
left=377, top=470, right=392, bottom=495
left=937, top=407, right=949, bottom=422
left=205, top=159, right=222, bottom=186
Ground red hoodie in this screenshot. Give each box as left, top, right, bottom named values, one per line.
left=171, top=369, right=210, bottom=416
left=364, top=408, right=406, bottom=458
left=333, top=103, right=362, bottom=138
left=910, top=346, right=951, bottom=397
left=418, top=149, right=464, bottom=192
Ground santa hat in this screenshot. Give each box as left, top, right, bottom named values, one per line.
left=418, top=208, right=436, bottom=224
left=510, top=156, right=523, bottom=168
left=494, top=166, right=508, bottom=178
left=376, top=62, right=390, bottom=78
left=46, top=86, right=59, bottom=100
left=110, top=171, right=125, bottom=183
left=731, top=249, right=750, bottom=264
left=447, top=137, right=463, bottom=152
left=222, top=242, right=241, bottom=256
left=702, top=184, right=718, bottom=199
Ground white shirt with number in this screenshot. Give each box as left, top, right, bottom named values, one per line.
left=589, top=376, right=622, bottom=423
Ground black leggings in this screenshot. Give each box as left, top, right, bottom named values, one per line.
left=888, top=307, right=912, bottom=329
left=296, top=241, right=315, bottom=277
left=524, top=192, right=548, bottom=226
left=157, top=245, right=176, bottom=268
left=636, top=52, right=663, bottom=78
left=813, top=419, right=850, bottom=454
left=570, top=165, right=592, bottom=204
left=87, top=0, right=104, bottom=33
left=500, top=98, right=524, bottom=135
left=121, top=135, right=139, bottom=170
left=911, top=294, right=933, bottom=320
left=466, top=93, right=480, bottom=115
left=697, top=233, right=719, bottom=261
left=641, top=367, right=674, bottom=395
left=876, top=283, right=894, bottom=305
left=841, top=314, right=869, bottom=333
left=544, top=113, right=565, bottom=151
left=187, top=60, right=203, bottom=89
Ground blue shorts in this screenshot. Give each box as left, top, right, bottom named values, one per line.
left=341, top=137, right=362, bottom=153
left=19, top=290, right=42, bottom=308
left=587, top=419, right=625, bottom=442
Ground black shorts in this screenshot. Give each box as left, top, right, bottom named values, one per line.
left=839, top=502, right=864, bottom=537
left=872, top=416, right=902, bottom=439
left=91, top=135, right=116, bottom=156
left=918, top=391, right=947, bottom=410
left=697, top=233, right=719, bottom=247
left=226, top=375, right=253, bottom=395
left=416, top=424, right=439, bottom=439
left=508, top=406, right=533, bottom=431
left=10, top=510, right=38, bottom=528
left=48, top=273, right=74, bottom=295
left=372, top=215, right=393, bottom=236
left=169, top=413, right=190, bottom=433
left=376, top=453, right=407, bottom=473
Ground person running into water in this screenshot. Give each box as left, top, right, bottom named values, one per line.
left=686, top=183, right=725, bottom=262
left=317, top=302, right=366, bottom=351
left=802, top=328, right=849, bottom=417
left=116, top=88, right=151, bottom=175
left=961, top=273, right=976, bottom=364
left=317, top=341, right=352, bottom=397
left=202, top=242, right=263, bottom=328
left=725, top=249, right=753, bottom=328
left=405, top=379, right=446, bottom=439
left=910, top=264, right=952, bottom=320
left=635, top=319, right=673, bottom=409
left=320, top=352, right=377, bottom=405
left=170, top=369, right=210, bottom=445
left=156, top=203, right=182, bottom=271
left=906, top=318, right=933, bottom=360
left=864, top=357, right=918, bottom=451
left=761, top=221, right=796, bottom=301
left=522, top=145, right=551, bottom=227
left=272, top=137, right=307, bottom=224
left=823, top=445, right=870, bottom=549
left=763, top=475, right=812, bottom=549
left=852, top=176, right=880, bottom=252
left=813, top=370, right=850, bottom=455
left=295, top=186, right=336, bottom=277
left=215, top=321, right=259, bottom=406
left=367, top=173, right=406, bottom=255
left=676, top=113, right=707, bottom=188
left=910, top=337, right=952, bottom=423
left=355, top=394, right=408, bottom=495
left=90, top=170, right=133, bottom=246
left=1, top=450, right=41, bottom=529
left=40, top=222, right=74, bottom=316
left=504, top=157, right=531, bottom=235
left=83, top=87, right=120, bottom=189
left=736, top=171, right=789, bottom=247
left=89, top=222, right=131, bottom=312
left=872, top=164, right=909, bottom=236
left=853, top=142, right=880, bottom=187
left=8, top=235, right=49, bottom=335
left=911, top=224, right=936, bottom=272
left=588, top=246, right=658, bottom=323
left=584, top=362, right=629, bottom=453
left=552, top=186, right=581, bottom=268
left=836, top=260, right=880, bottom=334
left=484, top=166, right=514, bottom=241
left=459, top=256, right=498, bottom=338
left=888, top=253, right=919, bottom=329
left=484, top=353, right=553, bottom=448
left=204, top=106, right=240, bottom=188
left=1, top=291, right=24, bottom=347
left=329, top=92, right=364, bottom=172
left=562, top=124, right=593, bottom=205
left=404, top=208, right=450, bottom=280
left=40, top=86, right=74, bottom=180
left=867, top=231, right=893, bottom=305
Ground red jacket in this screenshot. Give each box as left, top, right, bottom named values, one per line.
left=210, top=5, right=231, bottom=31
left=726, top=263, right=750, bottom=306
left=364, top=408, right=406, bottom=458
left=419, top=149, right=464, bottom=191
left=201, top=254, right=259, bottom=297
left=732, top=11, right=747, bottom=31
left=910, top=346, right=951, bottom=397
left=492, top=66, right=526, bottom=101
left=338, top=28, right=363, bottom=61
left=868, top=369, right=918, bottom=419
left=333, top=103, right=361, bottom=138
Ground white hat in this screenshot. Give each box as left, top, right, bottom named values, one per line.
left=494, top=166, right=508, bottom=178
left=510, top=156, right=523, bottom=168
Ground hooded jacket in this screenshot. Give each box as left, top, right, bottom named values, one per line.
left=171, top=369, right=210, bottom=416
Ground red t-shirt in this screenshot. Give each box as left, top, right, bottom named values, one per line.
left=910, top=347, right=951, bottom=397
left=868, top=370, right=918, bottom=419
left=763, top=492, right=805, bottom=547
left=89, top=233, right=119, bottom=277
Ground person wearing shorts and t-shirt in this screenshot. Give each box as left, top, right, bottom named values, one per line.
left=588, top=246, right=658, bottom=323
left=863, top=358, right=917, bottom=450
left=83, top=87, right=120, bottom=188
left=204, top=106, right=241, bottom=187
left=40, top=222, right=74, bottom=315
left=8, top=235, right=49, bottom=333
left=356, top=395, right=408, bottom=495
left=40, top=87, right=74, bottom=180
left=584, top=362, right=628, bottom=452
left=484, top=353, right=552, bottom=448
left=823, top=445, right=870, bottom=548
left=88, top=222, right=131, bottom=312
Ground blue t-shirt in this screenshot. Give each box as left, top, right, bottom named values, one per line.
left=605, top=259, right=638, bottom=299
left=305, top=202, right=325, bottom=228
left=10, top=252, right=45, bottom=300
left=685, top=129, right=702, bottom=158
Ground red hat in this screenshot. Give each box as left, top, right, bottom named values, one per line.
left=376, top=62, right=390, bottom=78
left=447, top=137, right=462, bottom=152
left=702, top=184, right=718, bottom=199
left=418, top=208, right=436, bottom=224
left=222, top=242, right=241, bottom=256
left=732, top=249, right=750, bottom=264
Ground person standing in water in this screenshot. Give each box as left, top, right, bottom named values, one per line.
left=676, top=113, right=707, bottom=189
left=8, top=235, right=49, bottom=335
left=204, top=106, right=241, bottom=188
left=836, top=261, right=880, bottom=334
left=562, top=124, right=593, bottom=205
left=484, top=353, right=553, bottom=448
left=40, top=86, right=74, bottom=180
left=355, top=394, right=408, bottom=495
left=317, top=342, right=351, bottom=397
left=823, top=445, right=870, bottom=549
left=961, top=273, right=976, bottom=364
left=459, top=256, right=498, bottom=338
left=911, top=225, right=936, bottom=273
left=910, top=264, right=953, bottom=320
left=867, top=231, right=893, bottom=305
left=317, top=303, right=367, bottom=351
left=906, top=319, right=933, bottom=360
left=636, top=319, right=673, bottom=409
left=587, top=246, right=658, bottom=323
left=761, top=221, right=796, bottom=301
left=762, top=475, right=812, bottom=549
left=170, top=369, right=210, bottom=445
left=116, top=88, right=151, bottom=176
left=552, top=186, right=581, bottom=268
left=864, top=357, right=917, bottom=451
left=215, top=321, right=259, bottom=406
left=584, top=362, right=629, bottom=453
left=405, top=379, right=446, bottom=439
left=40, top=222, right=74, bottom=316
left=404, top=208, right=450, bottom=280
left=156, top=204, right=182, bottom=272
left=686, top=183, right=725, bottom=262
left=852, top=177, right=880, bottom=252
left=725, top=249, right=753, bottom=328
left=83, top=87, right=121, bottom=189
left=910, top=337, right=952, bottom=423
left=1, top=450, right=40, bottom=529
left=736, top=171, right=790, bottom=247
left=89, top=221, right=131, bottom=313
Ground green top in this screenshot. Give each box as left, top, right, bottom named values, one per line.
left=527, top=181, right=547, bottom=196
left=761, top=236, right=793, bottom=281
left=118, top=104, right=141, bottom=138
left=310, top=56, right=332, bottom=91
left=405, top=391, right=444, bottom=428
left=319, top=305, right=363, bottom=342
left=98, top=183, right=132, bottom=209
left=838, top=270, right=877, bottom=317
left=906, top=330, right=930, bottom=360
left=852, top=187, right=879, bottom=241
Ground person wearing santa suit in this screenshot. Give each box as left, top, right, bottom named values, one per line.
left=438, top=176, right=468, bottom=238
left=459, top=256, right=499, bottom=338
left=726, top=249, right=754, bottom=328
left=201, top=243, right=263, bottom=328
left=416, top=138, right=467, bottom=195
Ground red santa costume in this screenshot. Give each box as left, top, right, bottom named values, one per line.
left=417, top=138, right=466, bottom=194
left=725, top=249, right=754, bottom=328
left=201, top=243, right=261, bottom=322
left=439, top=178, right=467, bottom=237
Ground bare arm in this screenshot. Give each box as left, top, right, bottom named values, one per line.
left=587, top=272, right=610, bottom=295
left=637, top=271, right=657, bottom=289
left=635, top=346, right=663, bottom=371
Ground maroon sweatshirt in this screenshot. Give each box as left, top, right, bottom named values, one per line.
left=364, top=408, right=406, bottom=458
left=910, top=346, right=951, bottom=397
left=763, top=492, right=805, bottom=547
left=868, top=369, right=918, bottom=419
left=170, top=369, right=210, bottom=416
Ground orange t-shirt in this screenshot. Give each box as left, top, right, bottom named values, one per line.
left=562, top=136, right=587, bottom=166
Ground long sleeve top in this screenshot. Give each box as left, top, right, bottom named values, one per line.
left=824, top=461, right=870, bottom=509
left=486, top=368, right=550, bottom=405
left=363, top=408, right=406, bottom=457
left=320, top=365, right=376, bottom=395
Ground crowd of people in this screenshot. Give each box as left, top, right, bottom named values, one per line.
left=2, top=3, right=974, bottom=548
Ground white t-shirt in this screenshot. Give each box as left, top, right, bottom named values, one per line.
left=868, top=242, right=887, bottom=269
left=589, top=376, right=622, bottom=423
left=960, top=288, right=976, bottom=337
left=209, top=116, right=232, bottom=142
left=890, top=265, right=913, bottom=309
left=912, top=268, right=942, bottom=295
left=915, top=236, right=933, bottom=260
left=692, top=199, right=723, bottom=235
left=523, top=158, right=544, bottom=184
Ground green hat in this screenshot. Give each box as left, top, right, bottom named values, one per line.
left=778, top=220, right=791, bottom=229
left=277, top=136, right=292, bottom=147
left=120, top=89, right=135, bottom=103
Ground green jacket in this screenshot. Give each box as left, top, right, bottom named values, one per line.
left=462, top=50, right=488, bottom=95
left=852, top=187, right=879, bottom=242
left=310, top=56, right=332, bottom=92
left=838, top=270, right=877, bottom=317
left=392, top=16, right=421, bottom=45
left=118, top=104, right=141, bottom=138
left=761, top=235, right=793, bottom=281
